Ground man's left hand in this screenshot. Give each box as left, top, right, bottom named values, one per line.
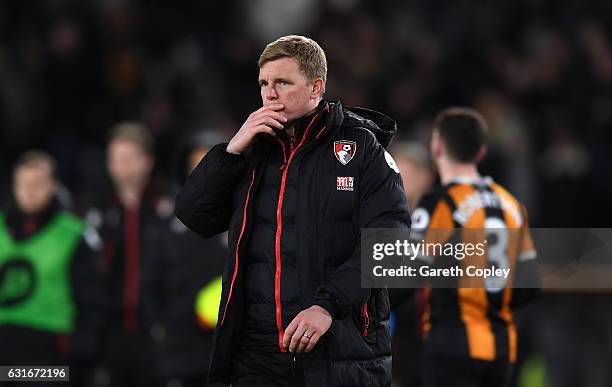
left=283, top=305, right=332, bottom=353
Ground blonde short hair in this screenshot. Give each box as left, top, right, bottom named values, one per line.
left=259, top=35, right=327, bottom=85
left=108, top=121, right=155, bottom=156
left=14, top=150, right=57, bottom=179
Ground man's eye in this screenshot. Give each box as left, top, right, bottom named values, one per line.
left=279, top=81, right=289, bottom=86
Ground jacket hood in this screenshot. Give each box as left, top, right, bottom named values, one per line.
left=341, top=106, right=398, bottom=149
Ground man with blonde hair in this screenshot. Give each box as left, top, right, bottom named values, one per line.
left=176, top=35, right=410, bottom=386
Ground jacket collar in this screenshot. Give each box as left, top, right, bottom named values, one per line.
left=289, top=100, right=344, bottom=145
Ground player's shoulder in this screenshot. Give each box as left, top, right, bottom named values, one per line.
left=489, top=181, right=531, bottom=227
left=411, top=186, right=462, bottom=233
left=411, top=187, right=449, bottom=224
left=416, top=187, right=448, bottom=212
left=490, top=181, right=523, bottom=209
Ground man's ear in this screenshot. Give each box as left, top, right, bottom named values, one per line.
left=431, top=131, right=442, bottom=160
left=311, top=78, right=324, bottom=99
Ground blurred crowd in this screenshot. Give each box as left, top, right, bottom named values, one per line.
left=1, top=0, right=612, bottom=226
left=1, top=0, right=612, bottom=386
left=1, top=125, right=227, bottom=387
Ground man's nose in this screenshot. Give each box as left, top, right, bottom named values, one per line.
left=265, top=86, right=278, bottom=101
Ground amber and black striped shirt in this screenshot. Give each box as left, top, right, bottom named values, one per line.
left=411, top=176, right=538, bottom=363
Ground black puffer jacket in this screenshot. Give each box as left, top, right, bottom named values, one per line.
left=175, top=100, right=410, bottom=386
left=239, top=125, right=304, bottom=352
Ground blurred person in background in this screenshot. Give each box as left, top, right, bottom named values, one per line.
left=410, top=108, right=540, bottom=387
left=0, top=151, right=104, bottom=387
left=391, top=141, right=434, bottom=211
left=144, top=131, right=228, bottom=387
left=85, top=122, right=169, bottom=387
left=389, top=141, right=434, bottom=387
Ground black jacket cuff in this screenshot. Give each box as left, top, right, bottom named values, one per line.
left=311, top=286, right=351, bottom=320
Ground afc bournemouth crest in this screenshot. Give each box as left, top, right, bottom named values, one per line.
left=334, top=141, right=357, bottom=165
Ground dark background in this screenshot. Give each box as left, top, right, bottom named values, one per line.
left=1, top=2, right=612, bottom=386
left=1, top=0, right=611, bottom=227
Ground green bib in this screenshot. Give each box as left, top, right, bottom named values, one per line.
left=0, top=212, right=84, bottom=333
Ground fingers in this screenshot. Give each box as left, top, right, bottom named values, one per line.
left=228, top=106, right=284, bottom=154
left=252, top=105, right=285, bottom=120
left=253, top=112, right=287, bottom=128
left=283, top=318, right=298, bottom=350
left=267, top=112, right=288, bottom=125
left=254, top=125, right=276, bottom=136
left=304, top=331, right=322, bottom=353
left=289, top=323, right=306, bottom=353
left=258, top=103, right=285, bottom=112
left=247, top=109, right=286, bottom=134
left=296, top=329, right=314, bottom=353
left=252, top=107, right=287, bottom=123
left=255, top=116, right=284, bottom=130
left=284, top=307, right=332, bottom=353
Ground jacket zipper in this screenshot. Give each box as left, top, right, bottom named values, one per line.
left=221, top=168, right=256, bottom=326
left=275, top=137, right=288, bottom=169
left=361, top=302, right=370, bottom=337
left=275, top=113, right=320, bottom=352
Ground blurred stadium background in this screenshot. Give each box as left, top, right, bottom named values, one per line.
left=1, top=0, right=611, bottom=386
